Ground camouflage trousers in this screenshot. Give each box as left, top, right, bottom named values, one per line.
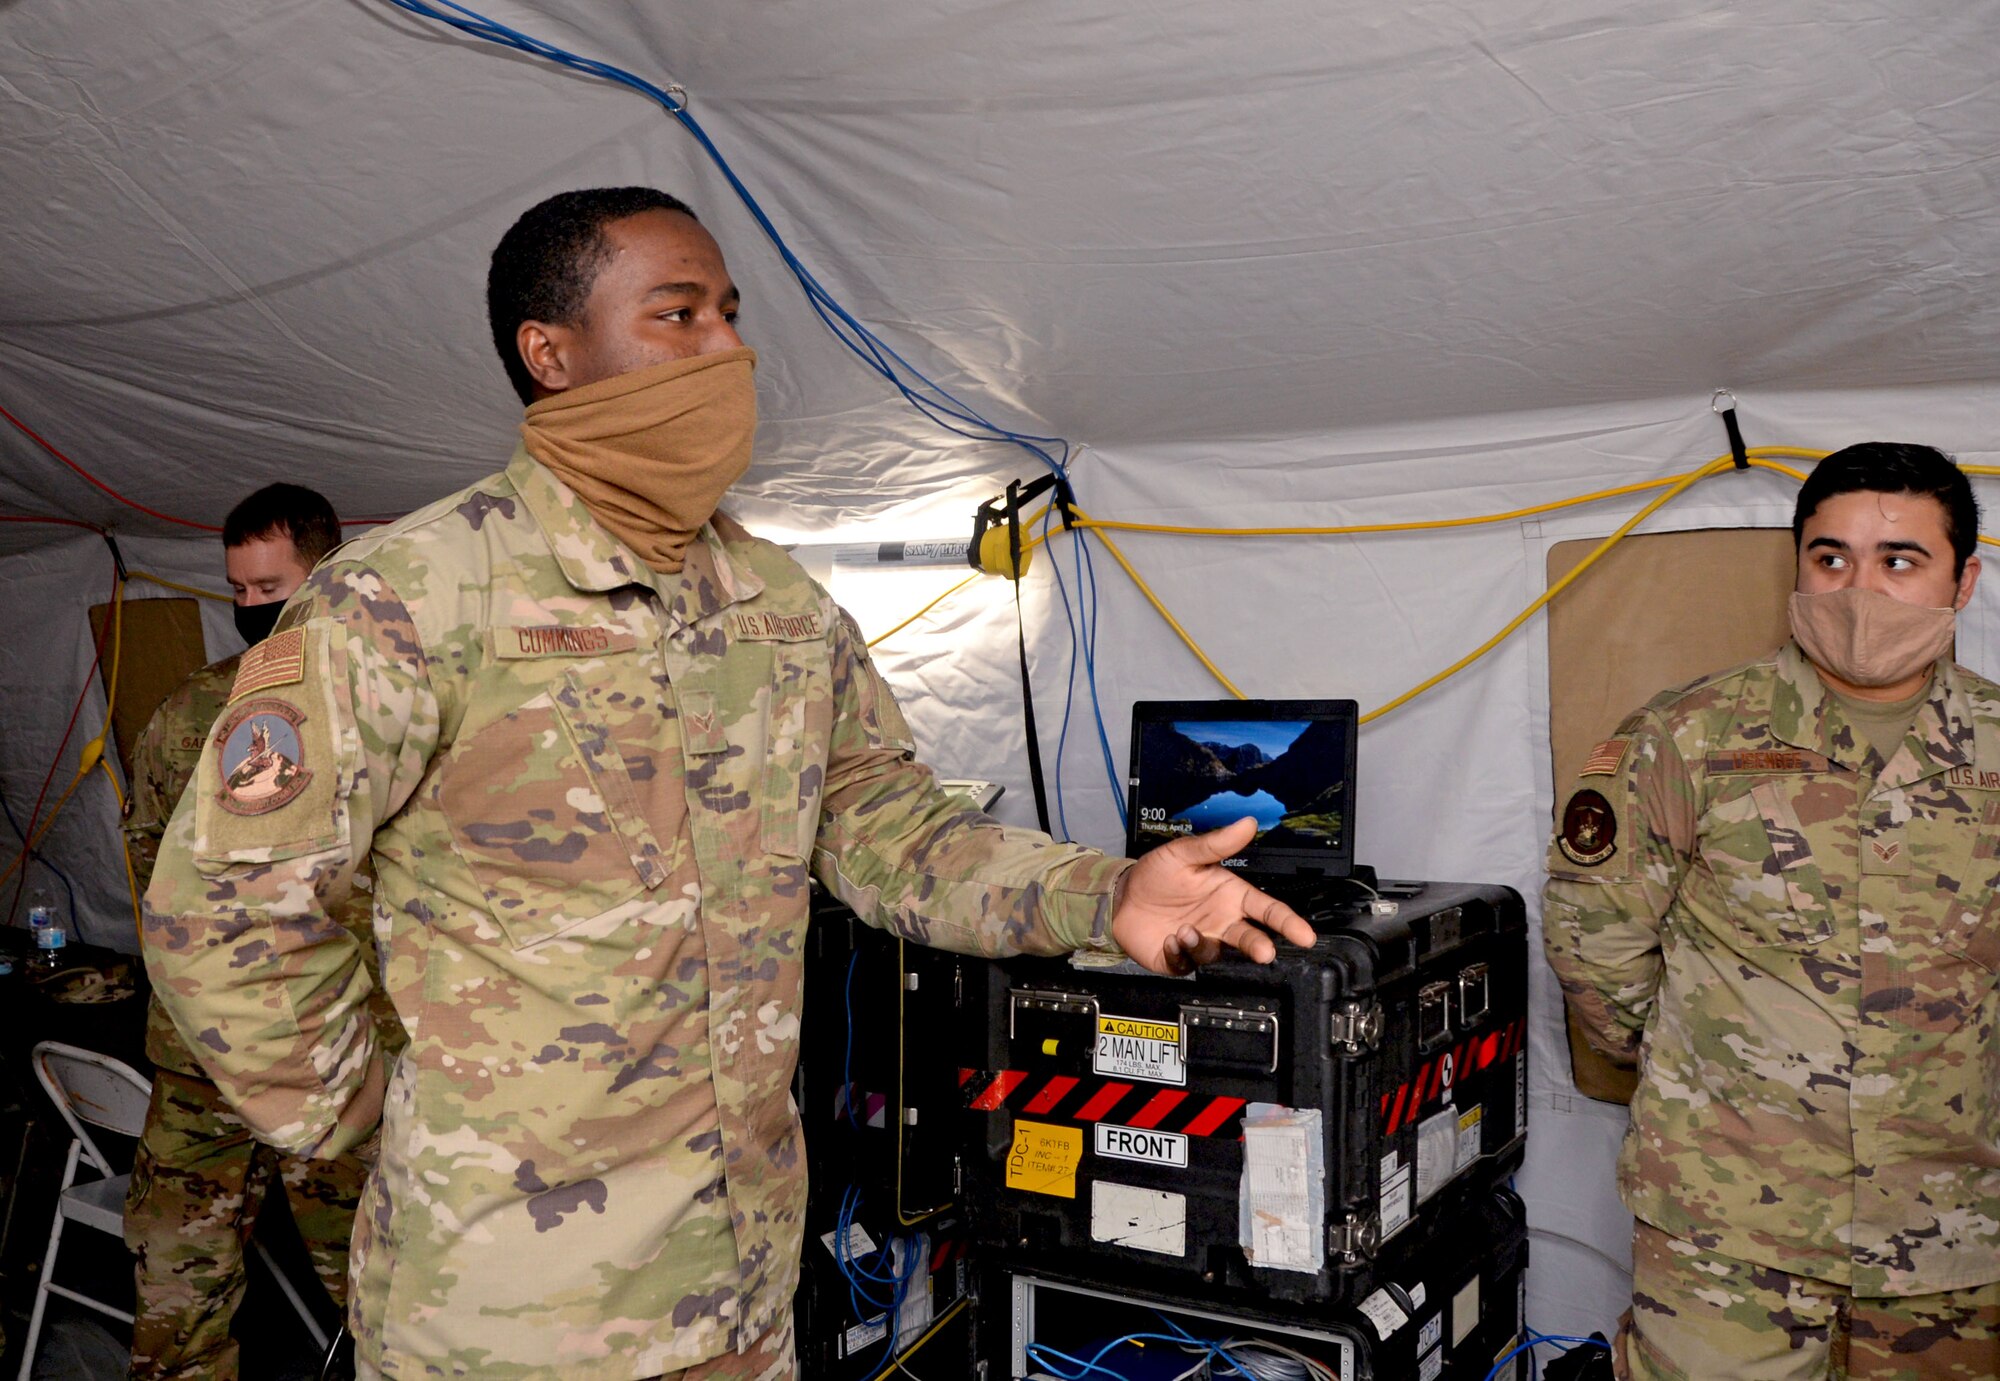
left=1620, top=1221, right=2000, bottom=1381
left=349, top=1308, right=794, bottom=1381
left=124, top=1067, right=369, bottom=1381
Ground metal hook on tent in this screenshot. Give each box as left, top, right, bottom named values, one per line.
left=1711, top=388, right=1749, bottom=471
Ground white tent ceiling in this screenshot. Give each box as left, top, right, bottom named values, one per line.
left=4, top=0, right=1997, bottom=1355
left=4, top=0, right=1997, bottom=540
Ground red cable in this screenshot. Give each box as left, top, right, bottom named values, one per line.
left=0, top=401, right=222, bottom=532
left=0, top=513, right=105, bottom=531
left=0, top=409, right=404, bottom=530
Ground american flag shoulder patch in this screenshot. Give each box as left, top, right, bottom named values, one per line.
left=230, top=627, right=307, bottom=703
left=1580, top=737, right=1629, bottom=778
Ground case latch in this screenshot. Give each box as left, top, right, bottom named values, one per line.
left=1328, top=1211, right=1380, bottom=1263
left=1328, top=1000, right=1383, bottom=1055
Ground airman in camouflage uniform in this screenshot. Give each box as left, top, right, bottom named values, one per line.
left=1544, top=443, right=2000, bottom=1379
left=142, top=190, right=1309, bottom=1381
left=124, top=487, right=405, bottom=1380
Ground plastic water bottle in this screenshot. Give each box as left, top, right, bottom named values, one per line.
left=27, top=887, right=66, bottom=969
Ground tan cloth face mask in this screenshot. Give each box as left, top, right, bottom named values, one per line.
left=1788, top=586, right=1955, bottom=689
left=521, top=346, right=758, bottom=574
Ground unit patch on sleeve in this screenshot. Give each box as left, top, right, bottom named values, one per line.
left=1557, top=788, right=1618, bottom=867
left=213, top=699, right=313, bottom=816
left=229, top=627, right=307, bottom=702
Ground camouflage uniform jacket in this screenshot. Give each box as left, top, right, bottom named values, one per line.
left=1544, top=641, right=2000, bottom=1296
left=127, top=656, right=240, bottom=1076
left=129, top=654, right=399, bottom=1077
left=144, top=449, right=1130, bottom=1380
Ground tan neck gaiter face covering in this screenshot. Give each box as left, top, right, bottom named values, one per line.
left=1788, top=586, right=1956, bottom=689
left=520, top=346, right=758, bottom=573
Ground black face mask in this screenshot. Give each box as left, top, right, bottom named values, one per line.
left=234, top=601, right=285, bottom=646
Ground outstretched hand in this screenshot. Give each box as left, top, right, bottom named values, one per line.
left=1109, top=817, right=1317, bottom=975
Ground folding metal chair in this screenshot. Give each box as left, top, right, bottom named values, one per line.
left=18, top=1040, right=332, bottom=1380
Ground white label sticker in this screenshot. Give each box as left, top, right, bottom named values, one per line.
left=1094, top=1014, right=1187, bottom=1085
left=1240, top=1105, right=1326, bottom=1274
left=1455, top=1103, right=1484, bottom=1171
left=1418, top=1343, right=1443, bottom=1381
left=1091, top=1181, right=1188, bottom=1257
left=893, top=1241, right=933, bottom=1346
left=1453, top=1275, right=1481, bottom=1346
left=1415, top=1105, right=1457, bottom=1203
left=1357, top=1288, right=1409, bottom=1340
left=1419, top=1313, right=1442, bottom=1352
left=841, top=1315, right=887, bottom=1356
left=1409, top=1282, right=1428, bottom=1312
left=1096, top=1122, right=1190, bottom=1168
left=1514, top=1051, right=1526, bottom=1139
left=1380, top=1161, right=1413, bottom=1238
left=819, top=1221, right=877, bottom=1261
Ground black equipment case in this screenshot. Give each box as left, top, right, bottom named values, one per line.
left=992, top=1183, right=1532, bottom=1381
left=793, top=893, right=979, bottom=1380
left=960, top=879, right=1527, bottom=1309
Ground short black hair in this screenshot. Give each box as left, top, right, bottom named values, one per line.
left=486, top=187, right=700, bottom=405
left=223, top=484, right=342, bottom=568
left=1793, top=442, right=1981, bottom=577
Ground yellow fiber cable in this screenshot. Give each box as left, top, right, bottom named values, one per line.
left=865, top=1297, right=969, bottom=1381
left=129, top=569, right=232, bottom=602
left=0, top=578, right=134, bottom=896
left=118, top=815, right=144, bottom=941
left=1057, top=452, right=1827, bottom=716
left=1082, top=523, right=1247, bottom=699
left=1046, top=446, right=1825, bottom=542
left=73, top=575, right=127, bottom=804
left=1357, top=458, right=1739, bottom=724
left=888, top=443, right=2000, bottom=728
left=1073, top=478, right=1681, bottom=539
left=868, top=574, right=982, bottom=649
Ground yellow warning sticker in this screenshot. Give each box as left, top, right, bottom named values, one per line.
left=1097, top=1016, right=1180, bottom=1043
left=1094, top=1014, right=1186, bottom=1085
left=1006, top=1119, right=1083, bottom=1199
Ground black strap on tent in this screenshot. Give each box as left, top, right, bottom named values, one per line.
left=971, top=474, right=1075, bottom=836
left=1712, top=389, right=1749, bottom=470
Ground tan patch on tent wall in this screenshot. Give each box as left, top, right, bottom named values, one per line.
left=89, top=597, right=209, bottom=786
left=1547, top=528, right=1795, bottom=1103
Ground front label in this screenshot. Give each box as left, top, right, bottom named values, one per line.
left=1095, top=1122, right=1189, bottom=1168
left=1006, top=1119, right=1083, bottom=1199
left=1094, top=1014, right=1186, bottom=1086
